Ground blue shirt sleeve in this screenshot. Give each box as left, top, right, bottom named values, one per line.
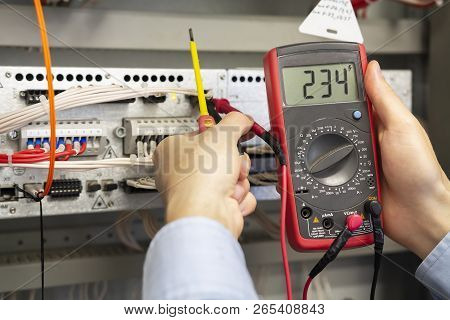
left=142, top=217, right=258, bottom=299
left=415, top=232, right=450, bottom=299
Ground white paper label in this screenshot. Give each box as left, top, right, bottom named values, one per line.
left=299, top=0, right=364, bottom=44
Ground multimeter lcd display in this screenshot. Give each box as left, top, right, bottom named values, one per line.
left=282, top=63, right=359, bottom=106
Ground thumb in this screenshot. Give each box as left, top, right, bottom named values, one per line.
left=365, top=60, right=413, bottom=128
left=215, top=111, right=254, bottom=144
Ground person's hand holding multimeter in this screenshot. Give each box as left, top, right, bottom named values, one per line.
left=262, top=41, right=449, bottom=299
left=364, top=61, right=450, bottom=261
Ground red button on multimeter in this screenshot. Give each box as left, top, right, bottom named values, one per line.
left=264, top=42, right=382, bottom=251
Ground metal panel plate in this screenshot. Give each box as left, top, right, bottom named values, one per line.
left=0, top=66, right=226, bottom=219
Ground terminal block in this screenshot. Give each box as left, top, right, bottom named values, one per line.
left=0, top=185, right=18, bottom=202
left=122, top=117, right=198, bottom=155
left=45, top=179, right=82, bottom=198
left=20, top=120, right=108, bottom=156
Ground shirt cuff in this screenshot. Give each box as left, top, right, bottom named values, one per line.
left=142, top=216, right=258, bottom=300
left=415, top=232, right=450, bottom=299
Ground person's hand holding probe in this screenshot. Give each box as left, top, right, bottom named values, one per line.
left=365, top=61, right=450, bottom=260
left=153, top=112, right=257, bottom=238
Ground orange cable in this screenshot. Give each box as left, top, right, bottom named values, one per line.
left=33, top=0, right=56, bottom=197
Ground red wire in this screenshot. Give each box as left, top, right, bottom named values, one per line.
left=60, top=143, right=73, bottom=161
left=0, top=143, right=86, bottom=163
left=78, top=143, right=87, bottom=155
left=212, top=98, right=266, bottom=136
left=0, top=151, right=75, bottom=163
left=1, top=153, right=48, bottom=159
left=15, top=149, right=46, bottom=155
left=303, top=276, right=313, bottom=300
left=280, top=164, right=293, bottom=300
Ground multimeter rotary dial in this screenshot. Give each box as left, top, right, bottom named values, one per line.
left=305, top=133, right=358, bottom=186
left=293, top=118, right=376, bottom=211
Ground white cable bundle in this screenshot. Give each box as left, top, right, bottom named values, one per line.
left=0, top=85, right=201, bottom=133
left=0, top=156, right=153, bottom=169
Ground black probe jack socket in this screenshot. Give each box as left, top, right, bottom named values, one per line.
left=322, top=218, right=334, bottom=230
left=300, top=207, right=312, bottom=219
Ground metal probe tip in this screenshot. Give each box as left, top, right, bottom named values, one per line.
left=189, top=28, right=194, bottom=41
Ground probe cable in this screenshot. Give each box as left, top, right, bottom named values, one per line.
left=279, top=164, right=293, bottom=299
left=302, top=214, right=363, bottom=300
left=365, top=200, right=384, bottom=300
left=212, top=99, right=286, bottom=164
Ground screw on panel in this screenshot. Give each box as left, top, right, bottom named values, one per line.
left=108, top=200, right=114, bottom=207
left=219, top=74, right=226, bottom=80
left=7, top=130, right=19, bottom=141
left=9, top=207, right=16, bottom=214
left=105, top=74, right=111, bottom=79
left=5, top=72, right=11, bottom=78
left=114, top=127, right=127, bottom=138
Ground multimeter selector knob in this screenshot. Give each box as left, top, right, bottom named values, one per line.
left=305, top=133, right=358, bottom=186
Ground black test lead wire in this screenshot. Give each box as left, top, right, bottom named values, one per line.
left=39, top=199, right=44, bottom=300
left=15, top=185, right=45, bottom=299
left=365, top=200, right=384, bottom=300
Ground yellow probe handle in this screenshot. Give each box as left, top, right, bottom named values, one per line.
left=190, top=41, right=208, bottom=116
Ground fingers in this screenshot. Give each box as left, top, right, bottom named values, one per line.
left=365, top=61, right=414, bottom=128
left=239, top=153, right=251, bottom=181
left=232, top=179, right=250, bottom=202
left=215, top=112, right=254, bottom=144
left=240, top=115, right=256, bottom=142
left=239, top=192, right=257, bottom=216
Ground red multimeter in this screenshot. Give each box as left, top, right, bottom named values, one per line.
left=263, top=42, right=381, bottom=251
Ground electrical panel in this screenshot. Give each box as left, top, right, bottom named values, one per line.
left=0, top=66, right=412, bottom=219
left=122, top=117, right=197, bottom=155
left=20, top=120, right=108, bottom=156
